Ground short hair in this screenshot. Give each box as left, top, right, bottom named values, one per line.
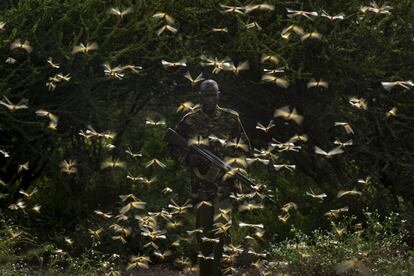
left=199, top=79, right=219, bottom=93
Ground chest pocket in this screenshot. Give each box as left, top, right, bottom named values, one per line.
left=188, top=114, right=234, bottom=150
left=209, top=121, right=233, bottom=138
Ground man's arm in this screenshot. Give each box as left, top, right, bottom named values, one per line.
left=168, top=116, right=191, bottom=166
left=237, top=116, right=252, bottom=155
left=168, top=114, right=209, bottom=170
left=228, top=114, right=252, bottom=157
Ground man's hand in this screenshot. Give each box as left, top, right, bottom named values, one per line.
left=187, top=153, right=210, bottom=172
left=187, top=153, right=206, bottom=167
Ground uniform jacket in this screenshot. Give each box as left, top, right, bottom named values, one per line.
left=170, top=105, right=251, bottom=201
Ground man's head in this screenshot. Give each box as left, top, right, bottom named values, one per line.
left=199, top=79, right=220, bottom=114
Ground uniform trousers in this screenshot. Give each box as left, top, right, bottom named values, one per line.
left=195, top=196, right=233, bottom=276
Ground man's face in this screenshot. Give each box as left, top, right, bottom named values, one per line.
left=200, top=90, right=220, bottom=112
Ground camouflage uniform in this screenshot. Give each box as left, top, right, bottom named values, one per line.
left=171, top=105, right=250, bottom=276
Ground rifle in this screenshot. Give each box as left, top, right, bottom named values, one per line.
left=165, top=128, right=276, bottom=204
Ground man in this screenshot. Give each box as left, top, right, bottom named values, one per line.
left=169, top=79, right=250, bottom=275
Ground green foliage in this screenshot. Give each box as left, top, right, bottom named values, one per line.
left=269, top=210, right=413, bottom=275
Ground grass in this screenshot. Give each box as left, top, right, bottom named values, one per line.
left=267, top=211, right=413, bottom=275
left=0, top=210, right=412, bottom=275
